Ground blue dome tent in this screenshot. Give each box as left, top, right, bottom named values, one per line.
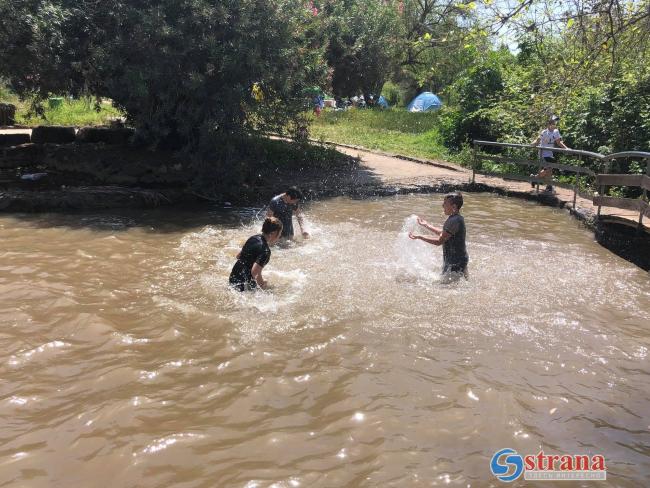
left=407, top=92, right=442, bottom=112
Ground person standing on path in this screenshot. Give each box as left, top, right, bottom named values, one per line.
left=531, top=115, right=569, bottom=192
left=267, top=187, right=310, bottom=240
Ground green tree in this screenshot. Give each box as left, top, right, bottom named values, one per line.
left=394, top=0, right=484, bottom=97
left=323, top=0, right=401, bottom=100
left=0, top=0, right=327, bottom=150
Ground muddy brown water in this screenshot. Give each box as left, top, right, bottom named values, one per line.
left=1, top=193, right=649, bottom=487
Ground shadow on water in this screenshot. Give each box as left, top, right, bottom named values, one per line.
left=0, top=168, right=387, bottom=233
left=1, top=203, right=268, bottom=233
left=0, top=148, right=391, bottom=232
left=596, top=222, right=650, bottom=271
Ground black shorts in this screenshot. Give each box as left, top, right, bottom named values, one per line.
left=229, top=272, right=257, bottom=292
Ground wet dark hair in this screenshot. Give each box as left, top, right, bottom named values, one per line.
left=286, top=186, right=303, bottom=200
left=262, top=217, right=283, bottom=235
left=444, top=192, right=464, bottom=210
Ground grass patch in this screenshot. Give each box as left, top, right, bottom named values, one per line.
left=1, top=84, right=123, bottom=126
left=309, top=108, right=448, bottom=161
left=0, top=84, right=17, bottom=102
left=17, top=98, right=123, bottom=126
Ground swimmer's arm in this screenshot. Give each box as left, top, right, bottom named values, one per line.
left=296, top=208, right=310, bottom=238
left=437, top=230, right=452, bottom=244
left=251, top=263, right=268, bottom=289
left=408, top=231, right=452, bottom=246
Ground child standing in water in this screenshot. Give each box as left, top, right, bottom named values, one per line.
left=267, top=187, right=310, bottom=241
left=409, top=192, right=469, bottom=280
left=229, top=217, right=283, bottom=291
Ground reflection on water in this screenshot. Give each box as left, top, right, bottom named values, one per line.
left=1, top=194, right=649, bottom=487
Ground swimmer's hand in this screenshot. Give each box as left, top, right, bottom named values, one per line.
left=302, top=231, right=310, bottom=239
left=417, top=217, right=442, bottom=235
left=409, top=232, right=442, bottom=246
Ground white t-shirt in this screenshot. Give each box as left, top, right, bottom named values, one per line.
left=539, top=128, right=562, bottom=158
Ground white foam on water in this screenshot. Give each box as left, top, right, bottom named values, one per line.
left=229, top=268, right=308, bottom=314
left=156, top=196, right=649, bottom=351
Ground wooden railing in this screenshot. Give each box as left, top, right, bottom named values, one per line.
left=472, top=140, right=650, bottom=230
left=594, top=152, right=650, bottom=229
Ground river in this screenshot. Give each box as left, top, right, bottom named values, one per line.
left=1, top=193, right=649, bottom=487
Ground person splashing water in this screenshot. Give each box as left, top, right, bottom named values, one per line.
left=267, top=187, right=310, bottom=241
left=408, top=192, right=469, bottom=282
left=229, top=217, right=283, bottom=291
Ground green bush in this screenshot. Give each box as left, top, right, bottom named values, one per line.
left=562, top=86, right=611, bottom=151
left=559, top=80, right=650, bottom=153
left=439, top=105, right=528, bottom=151
left=438, top=51, right=520, bottom=150
left=0, top=82, right=16, bottom=102
left=381, top=81, right=402, bottom=107
left=0, top=1, right=327, bottom=151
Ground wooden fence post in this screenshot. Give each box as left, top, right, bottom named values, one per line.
left=536, top=150, right=543, bottom=195
left=572, top=156, right=580, bottom=209
left=597, top=160, right=610, bottom=219
left=471, top=141, right=476, bottom=184
left=640, top=157, right=650, bottom=232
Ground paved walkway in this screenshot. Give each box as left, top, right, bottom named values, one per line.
left=0, top=128, right=31, bottom=135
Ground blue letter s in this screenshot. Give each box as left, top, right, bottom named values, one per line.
left=490, top=448, right=524, bottom=482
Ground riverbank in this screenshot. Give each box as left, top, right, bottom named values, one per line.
left=0, top=128, right=360, bottom=210
left=1, top=129, right=648, bottom=269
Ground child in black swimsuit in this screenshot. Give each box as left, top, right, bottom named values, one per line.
left=229, top=217, right=283, bottom=291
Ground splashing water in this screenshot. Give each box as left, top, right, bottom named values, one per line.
left=393, top=214, right=442, bottom=283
